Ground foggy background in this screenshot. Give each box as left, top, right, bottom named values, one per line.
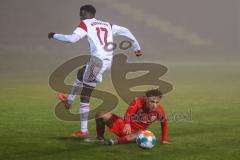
left=0, top=0, right=239, bottom=76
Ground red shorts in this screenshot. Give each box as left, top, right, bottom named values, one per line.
left=108, top=114, right=138, bottom=137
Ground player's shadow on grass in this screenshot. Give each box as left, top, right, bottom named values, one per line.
left=55, top=136, right=86, bottom=142
left=54, top=136, right=136, bottom=146
left=46, top=137, right=107, bottom=154
left=54, top=136, right=103, bottom=149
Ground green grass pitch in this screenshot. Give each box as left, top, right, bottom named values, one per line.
left=0, top=63, right=240, bottom=160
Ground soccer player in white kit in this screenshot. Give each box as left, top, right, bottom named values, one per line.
left=48, top=4, right=142, bottom=137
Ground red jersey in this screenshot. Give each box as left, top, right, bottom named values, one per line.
left=124, top=97, right=168, bottom=141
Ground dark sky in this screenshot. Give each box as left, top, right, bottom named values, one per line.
left=0, top=0, right=239, bottom=62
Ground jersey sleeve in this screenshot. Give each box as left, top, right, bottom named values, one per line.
left=158, top=106, right=168, bottom=142
left=53, top=32, right=81, bottom=43
left=73, top=21, right=88, bottom=37
left=111, top=24, right=141, bottom=51
left=53, top=21, right=87, bottom=43
left=124, top=98, right=140, bottom=124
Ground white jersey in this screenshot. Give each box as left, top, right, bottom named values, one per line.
left=75, top=18, right=113, bottom=59
left=53, top=18, right=141, bottom=60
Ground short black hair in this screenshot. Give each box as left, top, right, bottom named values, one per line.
left=145, top=89, right=162, bottom=98
left=80, top=4, right=96, bottom=15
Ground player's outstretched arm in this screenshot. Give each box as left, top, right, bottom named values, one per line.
left=48, top=27, right=87, bottom=43
left=158, top=107, right=168, bottom=144
left=48, top=32, right=82, bottom=43
left=112, top=25, right=143, bottom=57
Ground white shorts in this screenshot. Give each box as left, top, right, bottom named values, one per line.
left=82, top=57, right=112, bottom=87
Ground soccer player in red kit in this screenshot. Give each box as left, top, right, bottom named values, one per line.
left=95, top=89, right=168, bottom=145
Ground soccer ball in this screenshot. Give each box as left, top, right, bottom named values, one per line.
left=136, top=130, right=156, bottom=149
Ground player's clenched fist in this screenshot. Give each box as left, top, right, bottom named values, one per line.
left=48, top=32, right=55, bottom=39
left=134, top=50, right=143, bottom=57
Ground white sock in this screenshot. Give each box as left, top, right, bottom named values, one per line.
left=79, top=103, right=90, bottom=132
left=67, top=79, right=82, bottom=104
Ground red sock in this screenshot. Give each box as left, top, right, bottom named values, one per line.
left=117, top=137, right=129, bottom=144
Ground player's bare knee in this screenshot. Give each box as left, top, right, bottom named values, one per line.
left=95, top=111, right=112, bottom=121
left=95, top=111, right=104, bottom=119
left=95, top=111, right=111, bottom=118
left=102, top=112, right=113, bottom=122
